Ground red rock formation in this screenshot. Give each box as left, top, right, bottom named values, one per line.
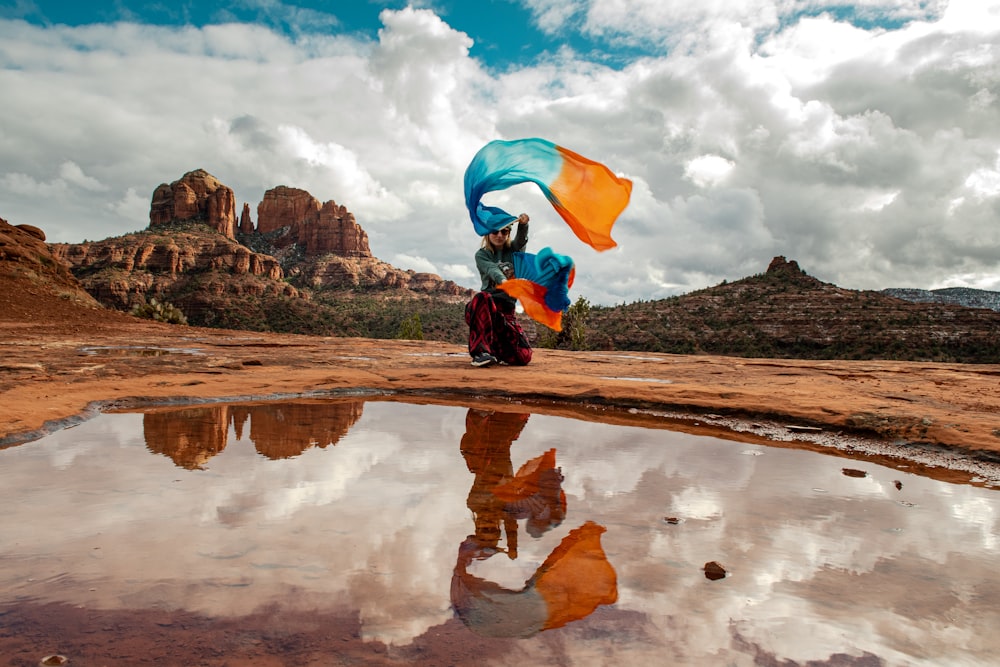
left=307, top=200, right=369, bottom=257
left=149, top=169, right=236, bottom=238
left=148, top=174, right=374, bottom=261
left=299, top=255, right=470, bottom=296
left=54, top=234, right=282, bottom=280
left=256, top=186, right=321, bottom=235
left=51, top=228, right=290, bottom=311
left=257, top=186, right=371, bottom=258
left=15, top=223, right=45, bottom=242
left=767, top=255, right=803, bottom=276
left=239, top=203, right=254, bottom=235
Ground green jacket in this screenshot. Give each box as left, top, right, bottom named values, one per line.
left=474, top=224, right=528, bottom=291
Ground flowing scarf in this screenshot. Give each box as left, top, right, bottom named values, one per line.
left=465, top=138, right=632, bottom=330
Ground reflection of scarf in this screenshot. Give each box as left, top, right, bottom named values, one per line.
left=492, top=448, right=567, bottom=538
left=451, top=521, right=618, bottom=638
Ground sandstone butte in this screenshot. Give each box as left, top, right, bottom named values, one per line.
left=2, top=214, right=1000, bottom=487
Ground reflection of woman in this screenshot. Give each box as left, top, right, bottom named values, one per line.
left=459, top=408, right=536, bottom=557
left=452, top=522, right=618, bottom=638
left=452, top=408, right=617, bottom=638
left=465, top=214, right=533, bottom=368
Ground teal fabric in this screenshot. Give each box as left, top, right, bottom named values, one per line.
left=464, top=138, right=563, bottom=235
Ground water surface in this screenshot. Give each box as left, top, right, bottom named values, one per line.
left=1, top=399, right=997, bottom=666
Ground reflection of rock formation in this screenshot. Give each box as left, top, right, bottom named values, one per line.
left=144, top=406, right=230, bottom=470
left=233, top=401, right=364, bottom=460
left=452, top=408, right=616, bottom=637
left=143, top=400, right=364, bottom=469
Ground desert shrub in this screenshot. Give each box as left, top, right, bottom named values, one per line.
left=130, top=298, right=188, bottom=325
left=396, top=313, right=425, bottom=340
left=538, top=296, right=592, bottom=350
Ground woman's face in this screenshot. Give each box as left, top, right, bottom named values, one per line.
left=489, top=226, right=512, bottom=248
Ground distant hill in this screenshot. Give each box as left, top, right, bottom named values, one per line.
left=583, top=257, right=1000, bottom=363
left=882, top=287, right=1000, bottom=312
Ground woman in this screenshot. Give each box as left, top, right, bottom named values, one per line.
left=465, top=213, right=533, bottom=367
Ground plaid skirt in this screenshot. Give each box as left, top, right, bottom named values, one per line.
left=465, top=291, right=533, bottom=366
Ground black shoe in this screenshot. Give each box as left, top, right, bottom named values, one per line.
left=471, top=352, right=497, bottom=367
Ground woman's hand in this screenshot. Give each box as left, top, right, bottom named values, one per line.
left=517, top=213, right=529, bottom=224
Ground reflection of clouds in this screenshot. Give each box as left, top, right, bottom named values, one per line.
left=951, top=496, right=998, bottom=551
left=47, top=412, right=145, bottom=470
left=531, top=417, right=765, bottom=502
left=243, top=430, right=403, bottom=522
left=0, top=402, right=472, bottom=644
left=669, top=486, right=723, bottom=520
left=1, top=402, right=999, bottom=663
left=535, top=416, right=1000, bottom=664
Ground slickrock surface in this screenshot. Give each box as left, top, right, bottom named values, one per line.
left=3, top=275, right=999, bottom=486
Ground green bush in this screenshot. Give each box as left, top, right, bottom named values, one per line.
left=538, top=296, right=591, bottom=350
left=396, top=313, right=425, bottom=340
left=130, top=298, right=188, bottom=325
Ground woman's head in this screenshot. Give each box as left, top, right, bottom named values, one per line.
left=482, top=224, right=513, bottom=249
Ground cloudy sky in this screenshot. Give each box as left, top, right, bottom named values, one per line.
left=2, top=0, right=999, bottom=304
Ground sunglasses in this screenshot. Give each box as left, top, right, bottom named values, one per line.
left=491, top=227, right=512, bottom=236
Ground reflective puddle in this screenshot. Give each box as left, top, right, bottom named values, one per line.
left=77, top=345, right=206, bottom=357
left=1, top=399, right=998, bottom=666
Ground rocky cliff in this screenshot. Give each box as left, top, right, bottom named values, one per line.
left=150, top=169, right=236, bottom=238
left=51, top=169, right=473, bottom=337
left=239, top=203, right=254, bottom=235
left=148, top=170, right=373, bottom=260
left=51, top=224, right=295, bottom=318
left=251, top=185, right=371, bottom=258
left=0, top=215, right=106, bottom=321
